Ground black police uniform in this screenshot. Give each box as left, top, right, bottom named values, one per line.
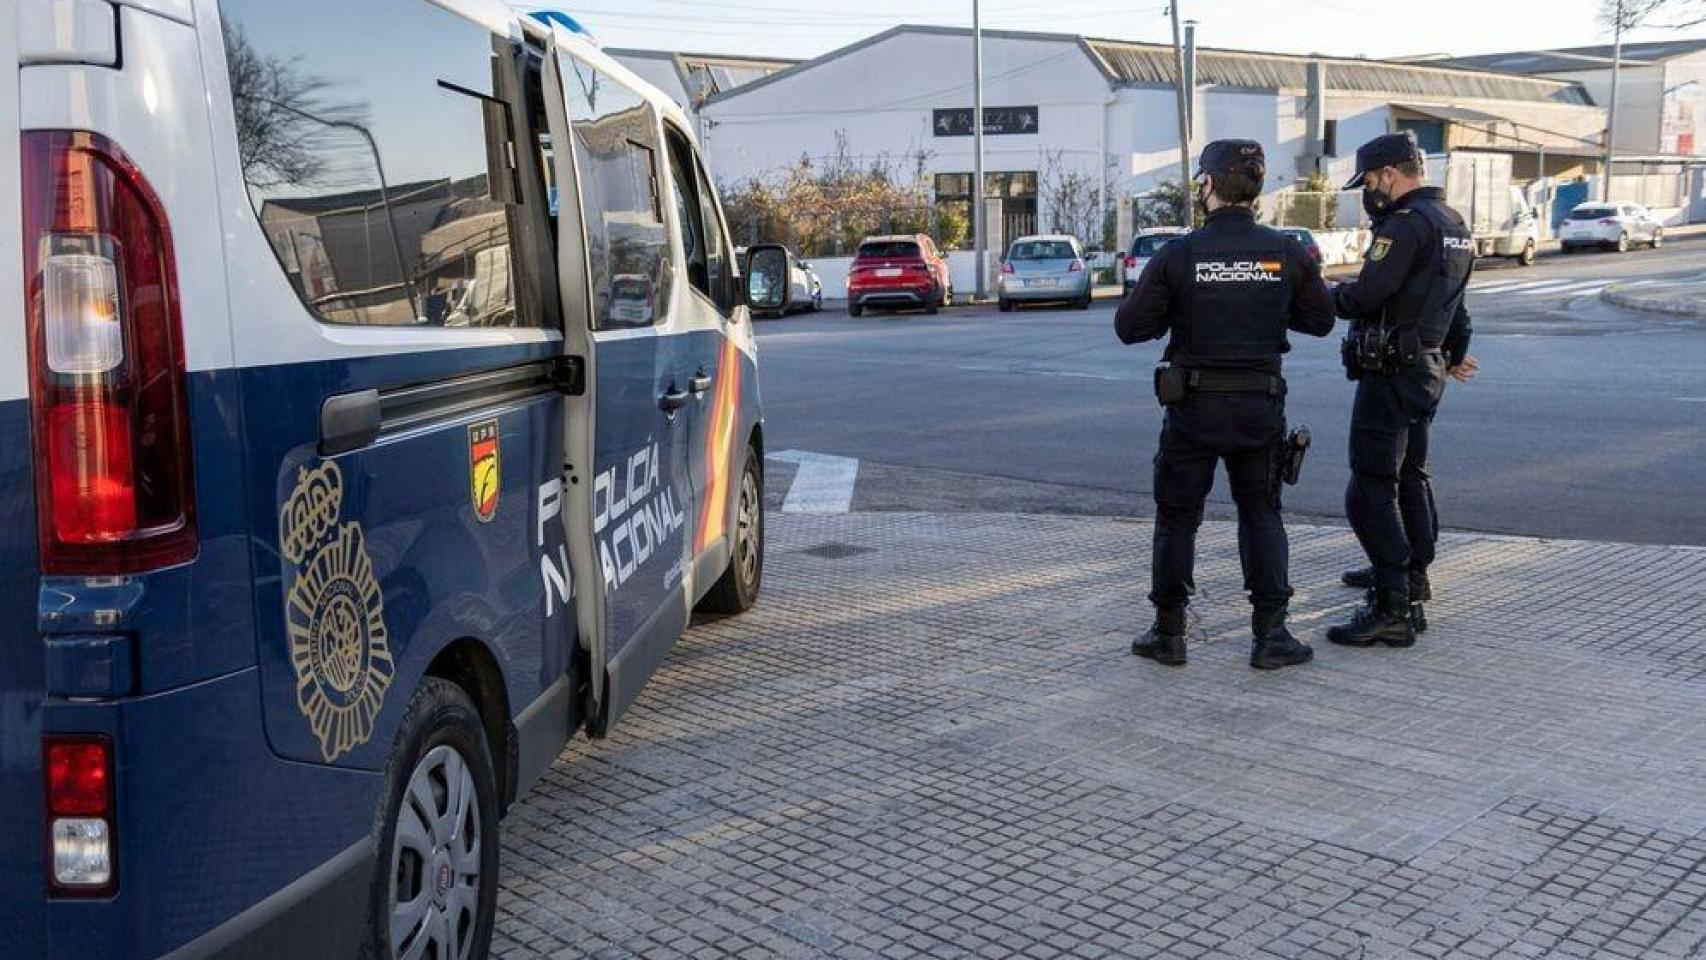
left=1328, top=133, right=1473, bottom=647
left=1116, top=139, right=1336, bottom=670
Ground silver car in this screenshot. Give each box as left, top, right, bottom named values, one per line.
left=998, top=235, right=1093, bottom=311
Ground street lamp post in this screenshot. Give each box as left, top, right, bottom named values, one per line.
left=1602, top=0, right=1625, bottom=202
left=972, top=0, right=987, bottom=301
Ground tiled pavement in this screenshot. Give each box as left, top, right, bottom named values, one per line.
left=493, top=513, right=1706, bottom=959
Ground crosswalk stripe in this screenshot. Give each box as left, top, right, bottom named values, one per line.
left=1471, top=278, right=1573, bottom=294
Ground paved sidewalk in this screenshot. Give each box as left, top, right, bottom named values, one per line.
left=1601, top=275, right=1706, bottom=319
left=494, top=514, right=1706, bottom=960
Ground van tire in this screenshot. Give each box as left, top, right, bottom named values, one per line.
left=848, top=302, right=863, bottom=317
left=699, top=445, right=764, bottom=615
left=1652, top=229, right=1664, bottom=249
left=363, top=678, right=500, bottom=960
left=1516, top=240, right=1536, bottom=266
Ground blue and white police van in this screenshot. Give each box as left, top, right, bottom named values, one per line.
left=1, top=1, right=774, bottom=956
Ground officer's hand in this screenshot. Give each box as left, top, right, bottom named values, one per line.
left=1447, top=355, right=1479, bottom=384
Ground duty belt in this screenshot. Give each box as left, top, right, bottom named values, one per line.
left=1186, top=369, right=1284, bottom=396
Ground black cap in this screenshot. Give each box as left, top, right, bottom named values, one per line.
left=1196, top=139, right=1266, bottom=179
left=1344, top=131, right=1423, bottom=189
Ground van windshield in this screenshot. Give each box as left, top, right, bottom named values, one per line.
left=1569, top=207, right=1614, bottom=220
left=1009, top=241, right=1076, bottom=260
left=858, top=241, right=921, bottom=259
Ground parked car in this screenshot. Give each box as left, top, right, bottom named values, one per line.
left=847, top=234, right=953, bottom=316
left=742, top=246, right=823, bottom=317
left=1124, top=227, right=1189, bottom=293
left=799, top=258, right=825, bottom=312
left=2, top=5, right=768, bottom=957
left=1278, top=227, right=1324, bottom=267
left=998, top=235, right=1092, bottom=311
left=1560, top=202, right=1665, bottom=253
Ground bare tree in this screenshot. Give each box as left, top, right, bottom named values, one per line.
left=1038, top=149, right=1106, bottom=248
left=1600, top=0, right=1706, bottom=29
left=222, top=23, right=368, bottom=191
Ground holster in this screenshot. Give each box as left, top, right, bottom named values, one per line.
left=1281, top=426, right=1310, bottom=486
left=1154, top=365, right=1189, bottom=406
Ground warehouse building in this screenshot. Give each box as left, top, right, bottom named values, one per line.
left=694, top=25, right=1612, bottom=249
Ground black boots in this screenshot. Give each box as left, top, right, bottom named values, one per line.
left=1250, top=609, right=1314, bottom=671
left=1342, top=567, right=1431, bottom=600
left=1327, top=589, right=1418, bottom=648
left=1136, top=608, right=1315, bottom=670
left=1133, top=607, right=1187, bottom=666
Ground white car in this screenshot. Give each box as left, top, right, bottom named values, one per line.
left=1559, top=202, right=1665, bottom=254
left=1124, top=227, right=1189, bottom=293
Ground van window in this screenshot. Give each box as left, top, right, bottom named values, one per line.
left=217, top=0, right=541, bottom=328
left=664, top=128, right=734, bottom=313
left=563, top=56, right=671, bottom=330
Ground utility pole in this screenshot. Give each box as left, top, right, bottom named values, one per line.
left=1169, top=2, right=1194, bottom=225
left=972, top=0, right=988, bottom=300
left=1602, top=0, right=1624, bottom=202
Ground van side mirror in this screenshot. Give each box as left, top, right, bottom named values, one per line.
left=745, top=244, right=793, bottom=316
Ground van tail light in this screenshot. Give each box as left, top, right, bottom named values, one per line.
left=45, top=736, right=116, bottom=896
left=1124, top=255, right=1137, bottom=270
left=1000, top=261, right=1015, bottom=275
left=1068, top=260, right=1085, bottom=272
left=22, top=131, right=196, bottom=575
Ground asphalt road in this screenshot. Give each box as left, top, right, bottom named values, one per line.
left=755, top=234, right=1706, bottom=546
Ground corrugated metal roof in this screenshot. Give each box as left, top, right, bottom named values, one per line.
left=1086, top=40, right=1594, bottom=104
left=1424, top=39, right=1706, bottom=75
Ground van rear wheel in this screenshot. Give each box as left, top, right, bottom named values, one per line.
left=699, top=445, right=764, bottom=614
left=365, top=678, right=499, bottom=960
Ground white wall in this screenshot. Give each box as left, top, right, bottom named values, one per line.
left=1550, top=64, right=1666, bottom=153
left=701, top=30, right=1114, bottom=236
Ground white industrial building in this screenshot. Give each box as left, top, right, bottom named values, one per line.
left=1427, top=39, right=1706, bottom=156
left=687, top=25, right=1612, bottom=249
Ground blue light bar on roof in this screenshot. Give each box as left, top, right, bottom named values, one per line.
left=527, top=9, right=594, bottom=41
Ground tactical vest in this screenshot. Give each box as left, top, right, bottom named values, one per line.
left=1172, top=218, right=1293, bottom=367
left=1379, top=191, right=1473, bottom=347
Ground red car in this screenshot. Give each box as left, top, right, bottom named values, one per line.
left=847, top=234, right=954, bottom=316
left=1279, top=227, right=1324, bottom=267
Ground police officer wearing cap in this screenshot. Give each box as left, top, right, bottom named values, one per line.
left=1327, top=131, right=1474, bottom=648
left=1117, top=139, right=1335, bottom=671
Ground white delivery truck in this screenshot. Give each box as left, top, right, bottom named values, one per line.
left=1428, top=152, right=1541, bottom=266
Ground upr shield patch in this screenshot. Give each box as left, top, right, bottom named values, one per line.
left=1370, top=237, right=1394, bottom=262
left=469, top=419, right=500, bottom=523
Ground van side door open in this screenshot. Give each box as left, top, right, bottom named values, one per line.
left=549, top=47, right=698, bottom=733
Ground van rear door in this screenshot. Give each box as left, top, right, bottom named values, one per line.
left=0, top=6, right=48, bottom=953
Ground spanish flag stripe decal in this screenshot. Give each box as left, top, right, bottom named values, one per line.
left=696, top=336, right=742, bottom=552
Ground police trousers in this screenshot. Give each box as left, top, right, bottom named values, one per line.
left=1345, top=353, right=1448, bottom=595
left=1150, top=392, right=1291, bottom=614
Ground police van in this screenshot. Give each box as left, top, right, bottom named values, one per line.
left=2, top=1, right=771, bottom=956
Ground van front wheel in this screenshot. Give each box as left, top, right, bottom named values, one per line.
left=699, top=445, right=764, bottom=614
left=365, top=678, right=499, bottom=960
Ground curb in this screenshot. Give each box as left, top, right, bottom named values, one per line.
left=1600, top=281, right=1706, bottom=319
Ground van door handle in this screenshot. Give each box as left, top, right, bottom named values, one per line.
left=319, top=389, right=382, bottom=456
left=690, top=375, right=713, bottom=395
left=658, top=389, right=691, bottom=412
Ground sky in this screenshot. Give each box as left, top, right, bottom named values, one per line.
left=557, top=0, right=1706, bottom=61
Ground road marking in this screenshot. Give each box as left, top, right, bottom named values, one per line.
left=767, top=450, right=859, bottom=514
left=1472, top=279, right=1571, bottom=294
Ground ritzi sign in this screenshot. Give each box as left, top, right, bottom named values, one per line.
left=933, top=106, right=1039, bottom=137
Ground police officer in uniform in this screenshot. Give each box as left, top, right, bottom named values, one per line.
left=1337, top=301, right=1477, bottom=625
left=1117, top=139, right=1336, bottom=670
left=1327, top=132, right=1474, bottom=648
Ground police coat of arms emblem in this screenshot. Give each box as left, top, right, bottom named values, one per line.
left=279, top=461, right=395, bottom=762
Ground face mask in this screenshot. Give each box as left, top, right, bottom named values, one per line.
left=1194, top=180, right=1211, bottom=218
left=1362, top=175, right=1393, bottom=219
